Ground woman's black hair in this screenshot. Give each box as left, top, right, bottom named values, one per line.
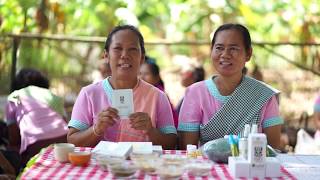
left=144, top=60, right=164, bottom=87
left=192, top=67, right=205, bottom=82
left=12, top=68, right=49, bottom=91
left=211, top=23, right=252, bottom=53
left=104, top=25, right=145, bottom=55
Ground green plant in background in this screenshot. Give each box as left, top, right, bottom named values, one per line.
left=0, top=0, right=319, bottom=95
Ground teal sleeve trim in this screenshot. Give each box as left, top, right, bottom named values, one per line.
left=314, top=104, right=320, bottom=112
left=177, top=122, right=200, bottom=132
left=263, top=117, right=284, bottom=128
left=159, top=126, right=177, bottom=134
left=68, top=119, right=90, bottom=131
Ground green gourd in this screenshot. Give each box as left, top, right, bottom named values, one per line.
left=201, top=138, right=231, bottom=163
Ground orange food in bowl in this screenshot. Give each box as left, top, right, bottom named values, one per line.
left=68, top=152, right=91, bottom=166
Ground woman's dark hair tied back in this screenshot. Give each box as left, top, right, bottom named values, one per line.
left=211, top=23, right=252, bottom=53
left=193, top=67, right=205, bottom=82
left=13, top=68, right=49, bottom=91
left=104, top=25, right=145, bottom=55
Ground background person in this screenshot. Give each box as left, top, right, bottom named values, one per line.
left=92, top=59, right=112, bottom=83
left=313, top=94, right=320, bottom=140
left=5, top=68, right=68, bottom=167
left=139, top=60, right=179, bottom=127
left=176, top=64, right=205, bottom=115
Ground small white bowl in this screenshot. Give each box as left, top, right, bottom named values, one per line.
left=161, top=154, right=188, bottom=165
left=186, top=160, right=212, bottom=176
left=109, top=160, right=138, bottom=177
left=156, top=164, right=184, bottom=179
left=96, top=156, right=125, bottom=171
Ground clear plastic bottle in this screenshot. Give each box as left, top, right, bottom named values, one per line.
left=239, top=124, right=251, bottom=159
left=239, top=138, right=247, bottom=159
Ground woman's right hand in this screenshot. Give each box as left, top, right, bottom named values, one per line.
left=94, top=107, right=119, bottom=136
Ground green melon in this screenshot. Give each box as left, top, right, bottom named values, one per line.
left=201, top=138, right=231, bottom=163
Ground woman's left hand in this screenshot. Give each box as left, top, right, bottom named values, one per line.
left=129, top=112, right=153, bottom=131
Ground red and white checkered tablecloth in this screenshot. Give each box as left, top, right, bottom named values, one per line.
left=20, top=147, right=296, bottom=180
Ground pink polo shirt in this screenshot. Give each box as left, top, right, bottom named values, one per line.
left=5, top=89, right=68, bottom=153
left=68, top=78, right=176, bottom=142
left=178, top=79, right=283, bottom=133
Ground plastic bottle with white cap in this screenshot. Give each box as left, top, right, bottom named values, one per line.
left=248, top=124, right=267, bottom=178
left=239, top=124, right=251, bottom=159
left=251, top=124, right=258, bottom=134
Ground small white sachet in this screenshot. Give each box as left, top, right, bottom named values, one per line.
left=112, top=89, right=134, bottom=119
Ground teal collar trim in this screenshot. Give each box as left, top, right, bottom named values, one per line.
left=102, top=77, right=113, bottom=103
left=205, top=76, right=230, bottom=103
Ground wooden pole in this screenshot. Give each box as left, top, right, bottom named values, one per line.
left=10, top=37, right=19, bottom=92
left=6, top=33, right=320, bottom=46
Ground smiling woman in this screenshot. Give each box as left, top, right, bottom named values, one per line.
left=67, top=25, right=177, bottom=150
left=178, top=23, right=283, bottom=150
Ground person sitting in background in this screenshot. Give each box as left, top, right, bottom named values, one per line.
left=139, top=59, right=179, bottom=128
left=139, top=59, right=165, bottom=91
left=67, top=25, right=177, bottom=149
left=175, top=64, right=205, bottom=115
left=313, top=94, right=320, bottom=140
left=178, top=23, right=283, bottom=150
left=5, top=68, right=68, bottom=167
left=92, top=60, right=112, bottom=83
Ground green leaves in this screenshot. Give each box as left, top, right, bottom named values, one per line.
left=1, top=0, right=320, bottom=92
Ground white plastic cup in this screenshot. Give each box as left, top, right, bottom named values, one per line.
left=54, top=143, right=75, bottom=162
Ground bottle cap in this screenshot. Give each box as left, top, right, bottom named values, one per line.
left=251, top=124, right=258, bottom=134
left=244, top=124, right=251, bottom=138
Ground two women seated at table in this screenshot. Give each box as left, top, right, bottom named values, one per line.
left=68, top=24, right=283, bottom=150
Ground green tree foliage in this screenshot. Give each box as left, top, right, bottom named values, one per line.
left=0, top=0, right=319, bottom=94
